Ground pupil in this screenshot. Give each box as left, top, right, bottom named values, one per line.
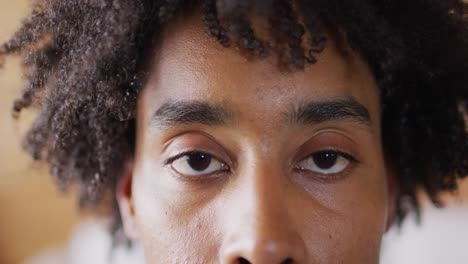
left=312, top=151, right=337, bottom=169
left=187, top=152, right=212, bottom=171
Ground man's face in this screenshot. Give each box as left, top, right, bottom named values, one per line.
left=119, top=12, right=393, bottom=264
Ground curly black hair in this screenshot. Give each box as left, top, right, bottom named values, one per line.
left=1, top=0, right=467, bottom=238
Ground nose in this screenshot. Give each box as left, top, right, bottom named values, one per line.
left=221, top=237, right=302, bottom=264
left=219, top=164, right=306, bottom=264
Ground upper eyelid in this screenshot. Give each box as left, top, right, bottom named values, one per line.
left=167, top=148, right=358, bottom=163
left=166, top=150, right=228, bottom=167
left=323, top=150, right=358, bottom=163
left=167, top=150, right=358, bottom=173
left=299, top=149, right=358, bottom=162
left=167, top=151, right=358, bottom=182
left=162, top=132, right=235, bottom=165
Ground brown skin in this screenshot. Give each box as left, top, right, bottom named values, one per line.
left=118, top=12, right=395, bottom=264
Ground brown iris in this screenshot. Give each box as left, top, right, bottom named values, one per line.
left=312, top=151, right=338, bottom=169
left=186, top=152, right=212, bottom=171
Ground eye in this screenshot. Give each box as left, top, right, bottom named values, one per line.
left=295, top=150, right=355, bottom=175
left=169, top=151, right=228, bottom=177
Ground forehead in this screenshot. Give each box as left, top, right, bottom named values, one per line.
left=140, top=11, right=381, bottom=129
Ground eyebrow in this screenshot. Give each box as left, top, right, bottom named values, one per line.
left=151, top=97, right=371, bottom=130
left=151, top=100, right=232, bottom=129
left=287, top=97, right=371, bottom=126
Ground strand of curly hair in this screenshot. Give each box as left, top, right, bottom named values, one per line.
left=1, top=0, right=467, bottom=242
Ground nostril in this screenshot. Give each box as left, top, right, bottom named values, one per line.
left=238, top=257, right=251, bottom=264
left=237, top=257, right=294, bottom=264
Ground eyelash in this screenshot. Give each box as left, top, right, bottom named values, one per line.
left=166, top=148, right=359, bottom=177
left=294, top=148, right=360, bottom=179
left=165, top=150, right=230, bottom=182
left=165, top=151, right=217, bottom=165
left=313, top=149, right=358, bottom=163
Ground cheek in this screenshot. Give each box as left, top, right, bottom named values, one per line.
left=297, top=167, right=388, bottom=262
left=131, top=159, right=221, bottom=262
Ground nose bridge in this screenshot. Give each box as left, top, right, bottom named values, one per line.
left=249, top=160, right=288, bottom=228
left=219, top=156, right=306, bottom=264
left=237, top=149, right=291, bottom=232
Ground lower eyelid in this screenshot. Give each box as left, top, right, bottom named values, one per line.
left=293, top=161, right=357, bottom=181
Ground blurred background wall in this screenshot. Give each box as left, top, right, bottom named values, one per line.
left=0, top=1, right=82, bottom=263
left=0, top=1, right=467, bottom=264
